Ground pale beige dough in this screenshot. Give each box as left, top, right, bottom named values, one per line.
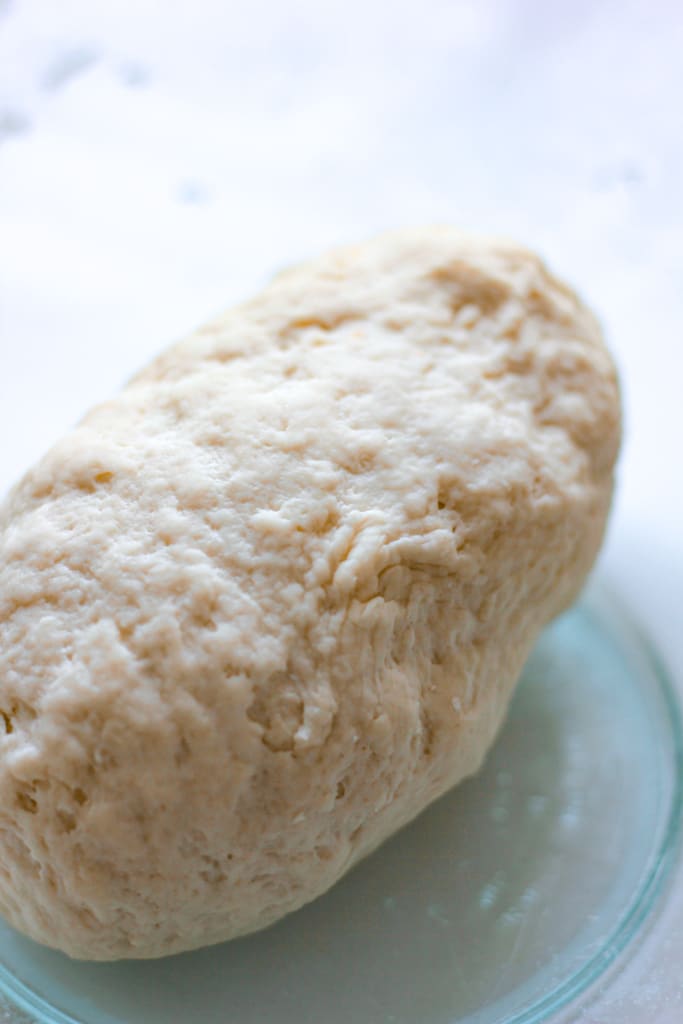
left=0, top=228, right=620, bottom=959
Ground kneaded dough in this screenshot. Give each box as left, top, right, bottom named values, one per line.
left=0, top=228, right=620, bottom=960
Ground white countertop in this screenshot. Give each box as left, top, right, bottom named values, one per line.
left=1, top=1, right=682, bottom=1020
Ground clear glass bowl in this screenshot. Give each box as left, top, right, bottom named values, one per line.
left=0, top=582, right=680, bottom=1024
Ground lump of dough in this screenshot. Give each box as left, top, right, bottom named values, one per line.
left=0, top=228, right=620, bottom=960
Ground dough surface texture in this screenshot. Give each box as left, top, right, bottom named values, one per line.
left=0, top=228, right=620, bottom=959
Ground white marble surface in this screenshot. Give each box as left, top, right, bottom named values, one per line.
left=0, top=1, right=682, bottom=1020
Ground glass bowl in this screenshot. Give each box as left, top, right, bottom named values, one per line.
left=0, top=581, right=680, bottom=1024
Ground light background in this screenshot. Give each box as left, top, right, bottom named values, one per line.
left=0, top=1, right=682, bottom=1019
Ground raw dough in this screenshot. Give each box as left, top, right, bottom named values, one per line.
left=0, top=228, right=620, bottom=959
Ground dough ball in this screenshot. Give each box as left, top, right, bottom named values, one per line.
left=0, top=228, right=620, bottom=959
